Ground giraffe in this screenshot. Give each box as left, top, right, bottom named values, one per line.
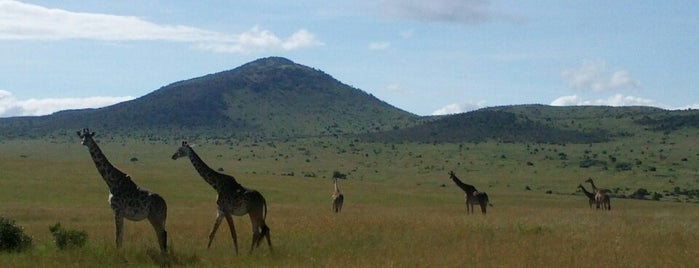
left=577, top=184, right=595, bottom=208
left=448, top=171, right=489, bottom=215
left=76, top=129, right=168, bottom=253
left=171, top=141, right=272, bottom=254
left=585, top=178, right=611, bottom=210
left=332, top=177, right=344, bottom=213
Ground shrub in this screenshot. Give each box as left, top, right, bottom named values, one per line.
left=0, top=217, right=32, bottom=252
left=49, top=223, right=88, bottom=250
left=332, top=171, right=347, bottom=179
left=615, top=162, right=633, bottom=171
left=632, top=188, right=650, bottom=199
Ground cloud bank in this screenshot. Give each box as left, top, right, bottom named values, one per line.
left=550, top=94, right=658, bottom=107
left=0, top=90, right=133, bottom=117
left=0, top=0, right=322, bottom=53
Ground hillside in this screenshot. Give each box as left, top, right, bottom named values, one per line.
left=0, top=57, right=418, bottom=139
left=361, top=105, right=699, bottom=144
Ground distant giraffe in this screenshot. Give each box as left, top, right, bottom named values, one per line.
left=448, top=171, right=489, bottom=215
left=332, top=177, right=344, bottom=213
left=172, top=141, right=272, bottom=254
left=76, top=129, right=168, bottom=253
left=585, top=178, right=611, bottom=210
left=578, top=184, right=595, bottom=208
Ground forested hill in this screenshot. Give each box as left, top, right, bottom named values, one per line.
left=0, top=57, right=418, bottom=139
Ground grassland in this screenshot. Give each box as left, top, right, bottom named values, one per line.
left=1, top=131, right=698, bottom=267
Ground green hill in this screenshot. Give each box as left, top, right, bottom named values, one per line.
left=361, top=105, right=699, bottom=144
left=0, top=57, right=418, bottom=139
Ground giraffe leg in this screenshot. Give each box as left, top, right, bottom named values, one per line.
left=249, top=223, right=272, bottom=254
left=148, top=194, right=168, bottom=253
left=114, top=214, right=124, bottom=249
left=249, top=224, right=260, bottom=254
left=148, top=217, right=168, bottom=254
left=207, top=211, right=225, bottom=249
left=248, top=210, right=267, bottom=254
left=262, top=224, right=272, bottom=253
left=223, top=212, right=239, bottom=255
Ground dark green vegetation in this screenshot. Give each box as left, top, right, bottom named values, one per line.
left=49, top=223, right=88, bottom=250
left=0, top=217, right=32, bottom=252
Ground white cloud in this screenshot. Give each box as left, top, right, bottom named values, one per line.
left=432, top=101, right=485, bottom=115
left=550, top=94, right=660, bottom=107
left=0, top=1, right=321, bottom=53
left=675, top=103, right=699, bottom=110
left=0, top=90, right=133, bottom=117
left=369, top=41, right=390, bottom=50
left=562, top=60, right=640, bottom=91
left=379, top=0, right=495, bottom=24
left=399, top=29, right=414, bottom=39
left=197, top=27, right=323, bottom=53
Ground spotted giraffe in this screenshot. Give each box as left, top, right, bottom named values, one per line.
left=76, top=129, right=168, bottom=253
left=332, top=177, right=344, bottom=213
left=171, top=141, right=272, bottom=254
left=585, top=178, right=611, bottom=210
left=448, top=171, right=489, bottom=215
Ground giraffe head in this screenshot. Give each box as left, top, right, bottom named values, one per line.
left=448, top=171, right=456, bottom=178
left=76, top=128, right=95, bottom=145
left=171, top=141, right=192, bottom=160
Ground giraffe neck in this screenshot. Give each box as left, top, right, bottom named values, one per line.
left=334, top=179, right=340, bottom=194
left=588, top=180, right=601, bottom=193
left=450, top=174, right=477, bottom=195
left=83, top=137, right=137, bottom=193
left=185, top=146, right=242, bottom=192
left=579, top=186, right=594, bottom=198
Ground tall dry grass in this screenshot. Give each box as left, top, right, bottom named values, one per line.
left=1, top=138, right=698, bottom=267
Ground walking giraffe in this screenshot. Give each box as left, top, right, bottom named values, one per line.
left=448, top=171, right=489, bottom=215
left=332, top=177, right=344, bottom=213
left=76, top=129, right=168, bottom=253
left=585, top=178, right=611, bottom=210
left=171, top=141, right=272, bottom=254
left=578, top=184, right=595, bottom=208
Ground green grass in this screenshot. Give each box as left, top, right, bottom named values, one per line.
left=1, top=134, right=698, bottom=267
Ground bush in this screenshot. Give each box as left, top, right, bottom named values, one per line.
left=49, top=223, right=88, bottom=250
left=632, top=188, right=650, bottom=199
left=332, top=171, right=347, bottom=179
left=0, top=217, right=32, bottom=252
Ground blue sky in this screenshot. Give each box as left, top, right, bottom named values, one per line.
left=0, top=0, right=697, bottom=117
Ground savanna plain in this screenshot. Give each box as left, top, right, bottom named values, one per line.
left=1, top=130, right=698, bottom=267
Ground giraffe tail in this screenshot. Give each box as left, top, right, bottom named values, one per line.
left=262, top=195, right=268, bottom=221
